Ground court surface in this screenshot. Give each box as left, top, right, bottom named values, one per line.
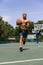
left=0, top=42, right=43, bottom=65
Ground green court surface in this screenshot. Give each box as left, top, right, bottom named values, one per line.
left=0, top=42, right=43, bottom=65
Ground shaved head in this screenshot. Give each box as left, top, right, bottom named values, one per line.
left=22, top=13, right=27, bottom=19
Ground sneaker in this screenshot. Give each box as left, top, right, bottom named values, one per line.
left=19, top=47, right=23, bottom=52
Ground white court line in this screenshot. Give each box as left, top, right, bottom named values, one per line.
left=0, top=58, right=43, bottom=65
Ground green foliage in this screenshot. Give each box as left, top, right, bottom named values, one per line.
left=0, top=16, right=15, bottom=41
left=27, top=21, right=34, bottom=33
left=37, top=20, right=43, bottom=24
left=0, top=16, right=43, bottom=42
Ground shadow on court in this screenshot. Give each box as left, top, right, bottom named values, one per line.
left=23, top=48, right=30, bottom=51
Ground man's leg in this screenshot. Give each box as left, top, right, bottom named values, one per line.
left=19, top=35, right=23, bottom=52
left=23, top=38, right=26, bottom=45
left=19, top=29, right=24, bottom=52
left=36, top=36, right=39, bottom=44
left=20, top=36, right=23, bottom=47
left=23, top=30, right=28, bottom=45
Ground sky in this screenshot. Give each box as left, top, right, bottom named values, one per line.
left=0, top=0, right=43, bottom=28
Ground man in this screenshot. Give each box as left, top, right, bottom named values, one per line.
left=36, top=30, right=39, bottom=44
left=16, top=13, right=30, bottom=52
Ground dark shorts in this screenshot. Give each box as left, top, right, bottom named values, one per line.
left=19, top=29, right=28, bottom=38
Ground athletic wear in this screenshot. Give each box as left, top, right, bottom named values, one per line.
left=19, top=29, right=28, bottom=38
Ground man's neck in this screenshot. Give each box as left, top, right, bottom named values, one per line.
left=23, top=18, right=27, bottom=20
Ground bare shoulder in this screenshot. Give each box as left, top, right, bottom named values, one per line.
left=26, top=19, right=30, bottom=23
left=27, top=19, right=30, bottom=21
left=20, top=18, right=23, bottom=21
left=16, top=18, right=22, bottom=22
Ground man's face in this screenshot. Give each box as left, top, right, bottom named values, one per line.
left=23, top=14, right=27, bottom=19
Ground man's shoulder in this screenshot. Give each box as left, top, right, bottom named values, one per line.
left=26, top=19, right=30, bottom=22
left=20, top=18, right=23, bottom=20
left=27, top=19, right=30, bottom=21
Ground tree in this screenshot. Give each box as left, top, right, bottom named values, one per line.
left=37, top=20, right=43, bottom=24
left=0, top=16, right=15, bottom=41
left=27, top=21, right=34, bottom=33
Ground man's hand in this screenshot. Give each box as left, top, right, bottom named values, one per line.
left=25, top=21, right=30, bottom=28
left=27, top=23, right=29, bottom=27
